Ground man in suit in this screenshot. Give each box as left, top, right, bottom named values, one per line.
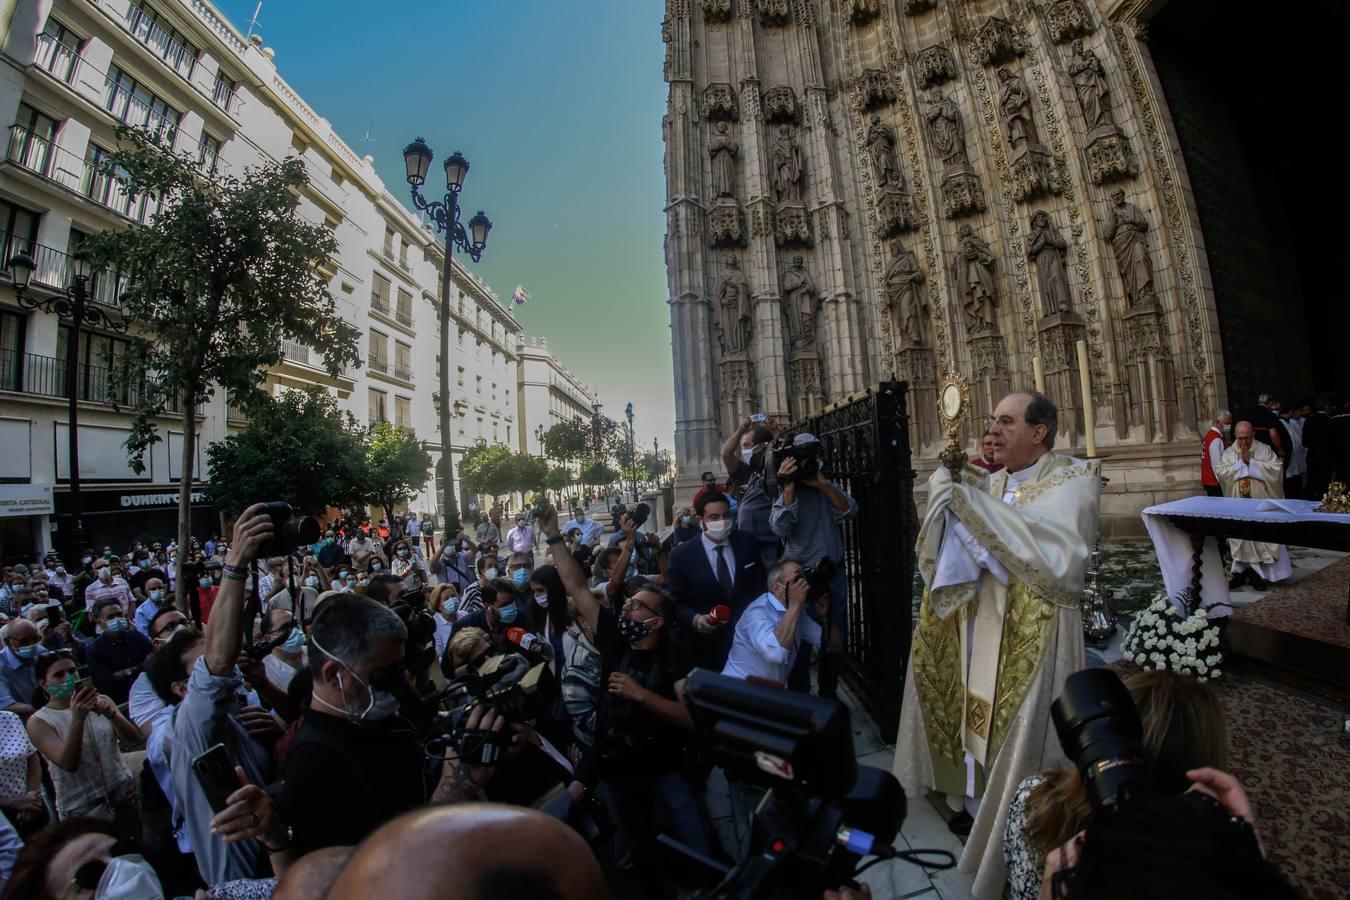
left=666, top=491, right=766, bottom=672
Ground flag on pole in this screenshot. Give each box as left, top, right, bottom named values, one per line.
left=511, top=284, right=531, bottom=306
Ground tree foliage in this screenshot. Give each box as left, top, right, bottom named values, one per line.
left=362, top=422, right=434, bottom=521
left=579, top=460, right=620, bottom=487
left=205, top=388, right=365, bottom=518
left=545, top=466, right=573, bottom=492
left=542, top=419, right=592, bottom=464
left=460, top=442, right=550, bottom=499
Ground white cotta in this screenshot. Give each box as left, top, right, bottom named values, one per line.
left=1214, top=441, right=1292, bottom=581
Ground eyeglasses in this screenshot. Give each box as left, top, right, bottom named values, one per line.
left=622, top=597, right=661, bottom=618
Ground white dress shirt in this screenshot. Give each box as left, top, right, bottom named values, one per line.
left=722, top=591, right=823, bottom=683
left=562, top=517, right=604, bottom=547
left=701, top=533, right=736, bottom=588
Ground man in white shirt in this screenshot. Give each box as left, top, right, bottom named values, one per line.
left=722, top=559, right=826, bottom=686
left=504, top=517, right=535, bottom=556
left=561, top=508, right=604, bottom=548
left=84, top=559, right=133, bottom=607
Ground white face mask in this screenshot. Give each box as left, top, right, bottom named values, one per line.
left=741, top=448, right=754, bottom=464
left=95, top=854, right=164, bottom=899
left=704, top=519, right=733, bottom=543
left=96, top=567, right=111, bottom=581
left=484, top=567, right=498, bottom=581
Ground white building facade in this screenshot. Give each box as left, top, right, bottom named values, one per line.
left=515, top=335, right=597, bottom=460
left=0, top=0, right=569, bottom=559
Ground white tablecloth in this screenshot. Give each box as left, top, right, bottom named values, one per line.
left=1141, top=497, right=1350, bottom=618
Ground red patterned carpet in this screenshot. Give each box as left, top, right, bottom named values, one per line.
left=1231, top=556, right=1350, bottom=650
left=1212, top=672, right=1349, bottom=900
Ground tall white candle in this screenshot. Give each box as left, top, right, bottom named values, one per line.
left=1032, top=355, right=1045, bottom=394
left=1076, top=340, right=1096, bottom=457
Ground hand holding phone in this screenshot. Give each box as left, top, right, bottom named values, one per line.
left=192, top=743, right=237, bottom=813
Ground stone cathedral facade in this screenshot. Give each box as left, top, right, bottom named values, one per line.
left=662, top=0, right=1241, bottom=533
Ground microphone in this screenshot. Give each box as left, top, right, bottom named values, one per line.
left=707, top=604, right=732, bottom=626
left=507, top=627, right=542, bottom=653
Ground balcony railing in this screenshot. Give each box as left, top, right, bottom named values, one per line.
left=34, top=33, right=82, bottom=84
left=280, top=340, right=310, bottom=365
left=226, top=398, right=248, bottom=424
left=369, top=356, right=389, bottom=374
left=0, top=348, right=197, bottom=412
left=5, top=125, right=86, bottom=194
left=103, top=79, right=179, bottom=149
left=394, top=365, right=413, bottom=382
left=395, top=307, right=413, bottom=327
left=211, top=75, right=241, bottom=116
left=0, top=229, right=128, bottom=307
left=125, top=4, right=198, bottom=81
left=370, top=292, right=390, bottom=316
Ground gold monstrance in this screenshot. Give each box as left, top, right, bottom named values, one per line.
left=938, top=372, right=972, bottom=474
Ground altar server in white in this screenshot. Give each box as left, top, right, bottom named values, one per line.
left=1216, top=420, right=1292, bottom=589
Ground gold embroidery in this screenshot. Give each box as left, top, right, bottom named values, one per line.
left=987, top=580, right=1057, bottom=765
left=911, top=591, right=964, bottom=766
left=1010, top=459, right=1100, bottom=508
left=966, top=694, right=991, bottom=739
left=948, top=490, right=1080, bottom=608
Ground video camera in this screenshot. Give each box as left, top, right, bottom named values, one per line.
left=257, top=502, right=321, bottom=557
left=661, top=670, right=925, bottom=899
left=1051, top=668, right=1147, bottom=813
left=763, top=435, right=822, bottom=495
left=423, top=653, right=555, bottom=766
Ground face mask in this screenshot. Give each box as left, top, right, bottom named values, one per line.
left=281, top=628, right=306, bottom=653
left=705, top=519, right=733, bottom=543
left=575, top=514, right=585, bottom=523
left=82, top=556, right=93, bottom=566
left=496, top=603, right=518, bottom=625
left=15, top=644, right=40, bottom=661
left=346, top=578, right=357, bottom=589
left=106, top=616, right=128, bottom=633
left=371, top=562, right=382, bottom=572
left=96, top=567, right=111, bottom=581
left=443, top=596, right=460, bottom=614
left=94, top=854, right=165, bottom=900
left=398, top=550, right=409, bottom=559
left=682, top=516, right=693, bottom=526
left=48, top=671, right=77, bottom=698
left=534, top=593, right=549, bottom=607
left=616, top=616, right=651, bottom=644
left=304, top=576, right=320, bottom=589
left=339, top=570, right=350, bottom=580
left=484, top=567, right=498, bottom=581
left=511, top=569, right=531, bottom=588
left=742, top=448, right=754, bottom=464
left=309, top=631, right=400, bottom=723
left=198, top=577, right=213, bottom=588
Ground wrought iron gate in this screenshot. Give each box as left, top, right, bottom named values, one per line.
left=784, top=380, right=916, bottom=736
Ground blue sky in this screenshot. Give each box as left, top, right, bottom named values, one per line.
left=216, top=0, right=675, bottom=451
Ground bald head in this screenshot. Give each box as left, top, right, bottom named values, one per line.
left=273, top=846, right=352, bottom=900
left=326, top=804, right=607, bottom=900
left=1234, top=420, right=1254, bottom=453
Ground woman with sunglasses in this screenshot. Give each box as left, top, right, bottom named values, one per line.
left=25, top=653, right=140, bottom=836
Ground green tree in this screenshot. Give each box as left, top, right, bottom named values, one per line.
left=542, top=419, right=591, bottom=464
left=459, top=442, right=515, bottom=501
left=579, top=460, right=620, bottom=487
left=84, top=126, right=360, bottom=604
left=506, top=453, right=549, bottom=495
left=362, top=422, right=434, bottom=528
left=545, top=466, right=572, bottom=493
left=205, top=388, right=366, bottom=519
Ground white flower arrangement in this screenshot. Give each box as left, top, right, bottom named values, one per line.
left=1121, top=590, right=1224, bottom=683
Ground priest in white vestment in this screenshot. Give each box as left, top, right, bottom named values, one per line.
left=894, top=391, right=1101, bottom=900
left=1216, top=420, right=1292, bottom=589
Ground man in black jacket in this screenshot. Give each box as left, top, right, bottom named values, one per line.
left=87, top=598, right=153, bottom=704
left=665, top=491, right=767, bottom=672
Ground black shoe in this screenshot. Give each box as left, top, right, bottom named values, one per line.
left=1248, top=572, right=1268, bottom=591
left=947, top=809, right=974, bottom=837
left=1228, top=572, right=1247, bottom=590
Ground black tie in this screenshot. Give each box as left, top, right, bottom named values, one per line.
left=715, top=545, right=733, bottom=600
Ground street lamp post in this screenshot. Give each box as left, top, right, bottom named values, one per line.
left=625, top=402, right=636, bottom=503
left=403, top=138, right=492, bottom=540
left=535, top=424, right=546, bottom=458
left=7, top=250, right=127, bottom=557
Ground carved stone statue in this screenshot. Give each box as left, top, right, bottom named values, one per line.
left=1067, top=39, right=1113, bottom=131
left=772, top=125, right=803, bottom=202
left=866, top=115, right=904, bottom=191
left=708, top=121, right=739, bottom=198
left=716, top=254, right=753, bottom=354
left=782, top=255, right=819, bottom=349
left=883, top=239, right=927, bottom=346
left=1107, top=189, right=1156, bottom=308
left=1027, top=210, right=1073, bottom=316
left=997, top=67, right=1039, bottom=150
left=925, top=90, right=968, bottom=169
left=951, top=224, right=998, bottom=333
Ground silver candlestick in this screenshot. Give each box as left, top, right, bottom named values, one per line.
left=1081, top=533, right=1117, bottom=643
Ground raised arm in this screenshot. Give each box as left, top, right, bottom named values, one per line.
left=209, top=504, right=273, bottom=675
left=535, top=506, right=599, bottom=634
left=606, top=517, right=638, bottom=601
left=721, top=417, right=753, bottom=476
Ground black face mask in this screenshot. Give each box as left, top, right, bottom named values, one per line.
left=616, top=616, right=652, bottom=644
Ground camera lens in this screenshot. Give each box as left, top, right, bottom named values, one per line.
left=1051, top=669, right=1147, bottom=812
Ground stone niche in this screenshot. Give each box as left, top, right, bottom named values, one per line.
left=904, top=0, right=937, bottom=14
left=708, top=199, right=747, bottom=247
left=974, top=17, right=1020, bottom=66
left=703, top=83, right=739, bottom=121
left=847, top=0, right=880, bottom=27
left=1046, top=0, right=1094, bottom=44
left=758, top=0, right=791, bottom=26
left=774, top=204, right=812, bottom=246
left=702, top=0, right=734, bottom=23
left=763, top=86, right=798, bottom=124
left=914, top=45, right=957, bottom=88
left=875, top=191, right=915, bottom=238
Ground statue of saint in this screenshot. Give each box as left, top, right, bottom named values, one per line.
left=1107, top=189, right=1156, bottom=308
left=951, top=224, right=998, bottom=333
left=867, top=115, right=905, bottom=192
left=782, top=255, right=819, bottom=349
left=925, top=90, right=968, bottom=169
left=1067, top=40, right=1113, bottom=131
left=716, top=254, right=752, bottom=355
left=772, top=125, right=803, bottom=202
left=708, top=121, right=738, bottom=198
left=1027, top=210, right=1073, bottom=317
left=997, top=67, right=1038, bottom=151
left=883, top=240, right=927, bottom=347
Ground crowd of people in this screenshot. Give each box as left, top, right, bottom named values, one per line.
left=0, top=395, right=1312, bottom=899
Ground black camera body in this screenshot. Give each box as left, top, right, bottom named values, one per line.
left=257, top=502, right=321, bottom=558
left=800, top=557, right=838, bottom=604
left=1051, top=668, right=1148, bottom=813
left=763, top=438, right=822, bottom=495
left=424, top=655, right=553, bottom=765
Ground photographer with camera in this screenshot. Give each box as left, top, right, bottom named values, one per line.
left=534, top=502, right=712, bottom=888
left=769, top=434, right=858, bottom=698
left=722, top=417, right=780, bottom=567
left=721, top=559, right=828, bottom=687
left=562, top=506, right=604, bottom=549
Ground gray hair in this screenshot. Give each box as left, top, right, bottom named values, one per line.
left=1257, top=393, right=1273, bottom=405
left=767, top=558, right=804, bottom=590
left=1213, top=409, right=1230, bottom=424
left=1017, top=390, right=1059, bottom=450
left=307, top=593, right=407, bottom=677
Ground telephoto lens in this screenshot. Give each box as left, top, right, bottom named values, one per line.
left=1050, top=668, right=1147, bottom=813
